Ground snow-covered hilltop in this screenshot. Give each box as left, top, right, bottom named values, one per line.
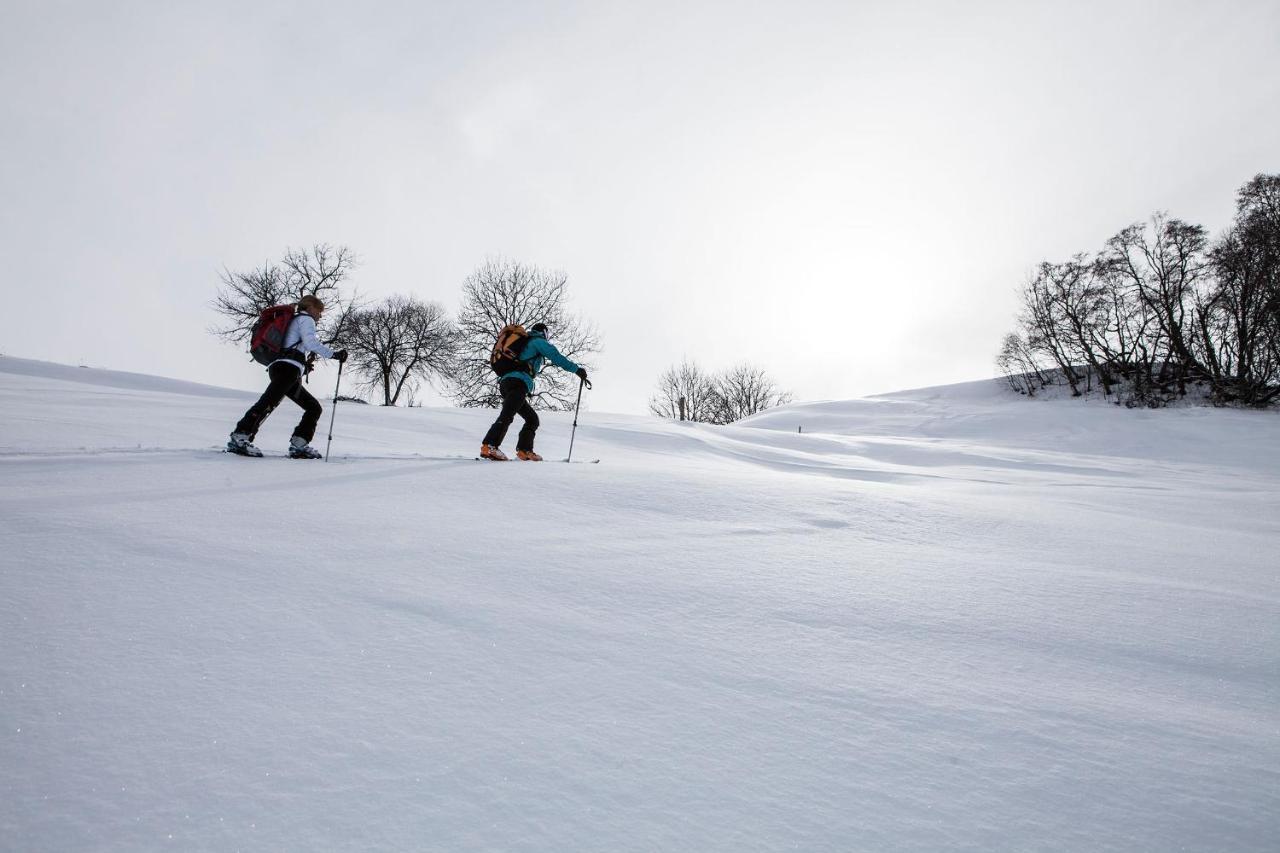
left=2, top=355, right=1278, bottom=852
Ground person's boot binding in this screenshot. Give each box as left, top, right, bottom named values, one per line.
left=227, top=433, right=263, bottom=457
left=289, top=436, right=322, bottom=459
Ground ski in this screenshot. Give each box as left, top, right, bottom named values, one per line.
left=219, top=450, right=474, bottom=462
left=473, top=457, right=601, bottom=464
left=219, top=448, right=595, bottom=463
left=222, top=449, right=312, bottom=460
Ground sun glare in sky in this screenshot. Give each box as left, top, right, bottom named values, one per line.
left=2, top=1, right=1277, bottom=412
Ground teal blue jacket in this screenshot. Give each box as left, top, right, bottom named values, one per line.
left=501, top=334, right=581, bottom=393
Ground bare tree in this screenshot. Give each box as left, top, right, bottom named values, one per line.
left=449, top=257, right=600, bottom=410
left=996, top=173, right=1280, bottom=408
left=649, top=359, right=721, bottom=422
left=996, top=332, right=1048, bottom=395
left=211, top=244, right=359, bottom=350
left=1103, top=215, right=1211, bottom=396
left=1205, top=174, right=1280, bottom=405
left=1016, top=257, right=1128, bottom=396
left=346, top=296, right=456, bottom=406
left=649, top=360, right=792, bottom=424
left=1017, top=263, right=1088, bottom=395
left=712, top=364, right=794, bottom=423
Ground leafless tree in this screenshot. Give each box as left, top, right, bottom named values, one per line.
left=1204, top=174, right=1280, bottom=405
left=449, top=257, right=600, bottom=410
left=649, top=359, right=721, bottom=422
left=1102, top=215, right=1211, bottom=396
left=1018, top=257, right=1133, bottom=396
left=1017, top=263, right=1088, bottom=395
left=345, top=296, right=457, bottom=406
left=211, top=244, right=359, bottom=350
left=650, top=360, right=792, bottom=424
left=712, top=364, right=794, bottom=423
left=996, top=332, right=1048, bottom=395
left=996, top=173, right=1280, bottom=408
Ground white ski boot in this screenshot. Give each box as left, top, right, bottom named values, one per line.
left=288, top=436, right=323, bottom=459
left=226, top=433, right=263, bottom=457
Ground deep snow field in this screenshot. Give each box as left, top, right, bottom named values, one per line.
left=2, top=355, right=1278, bottom=852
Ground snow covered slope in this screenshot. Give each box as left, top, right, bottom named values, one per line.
left=2, top=355, right=1278, bottom=852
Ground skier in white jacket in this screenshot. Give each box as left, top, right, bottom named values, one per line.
left=227, top=294, right=347, bottom=458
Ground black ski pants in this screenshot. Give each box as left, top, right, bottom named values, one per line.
left=234, top=362, right=322, bottom=443
left=482, top=377, right=539, bottom=451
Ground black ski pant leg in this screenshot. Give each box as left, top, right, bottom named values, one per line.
left=286, top=380, right=323, bottom=443
left=234, top=363, right=304, bottom=440
left=483, top=378, right=534, bottom=448
left=514, top=400, right=539, bottom=452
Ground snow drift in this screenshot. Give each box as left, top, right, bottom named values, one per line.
left=2, top=355, right=1277, bottom=852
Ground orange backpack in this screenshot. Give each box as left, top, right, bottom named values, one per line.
left=490, top=324, right=533, bottom=376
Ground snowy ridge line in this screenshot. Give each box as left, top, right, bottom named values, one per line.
left=636, top=415, right=1280, bottom=490
left=0, top=355, right=251, bottom=399
left=598, top=419, right=1134, bottom=486
left=0, top=446, right=204, bottom=461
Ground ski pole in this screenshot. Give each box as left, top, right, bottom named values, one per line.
left=566, top=375, right=591, bottom=462
left=325, top=361, right=344, bottom=462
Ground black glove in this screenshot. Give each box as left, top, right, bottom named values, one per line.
left=334, top=349, right=349, bottom=364
left=575, top=367, right=588, bottom=381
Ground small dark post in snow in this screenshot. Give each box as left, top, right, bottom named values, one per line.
left=678, top=396, right=687, bottom=422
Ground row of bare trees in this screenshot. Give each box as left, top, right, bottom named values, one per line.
left=212, top=252, right=598, bottom=409
left=998, top=174, right=1280, bottom=407
left=649, top=359, right=793, bottom=424
left=211, top=250, right=791, bottom=420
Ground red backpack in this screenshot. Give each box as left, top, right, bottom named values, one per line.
left=249, top=304, right=297, bottom=365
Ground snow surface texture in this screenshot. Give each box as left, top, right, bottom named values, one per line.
left=2, top=355, right=1278, bottom=852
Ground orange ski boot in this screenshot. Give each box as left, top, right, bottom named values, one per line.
left=516, top=450, right=543, bottom=461
left=480, top=444, right=509, bottom=461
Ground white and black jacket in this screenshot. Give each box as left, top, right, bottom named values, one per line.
left=274, top=314, right=335, bottom=372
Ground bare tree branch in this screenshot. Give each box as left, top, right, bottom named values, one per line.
left=997, top=173, right=1280, bottom=407
left=210, top=244, right=360, bottom=353
left=650, top=360, right=792, bottom=424
left=712, top=364, right=794, bottom=423
left=345, top=296, right=457, bottom=406
left=449, top=257, right=601, bottom=410
left=649, top=359, right=720, bottom=422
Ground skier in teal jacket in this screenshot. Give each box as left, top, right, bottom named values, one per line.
left=481, top=322, right=587, bottom=461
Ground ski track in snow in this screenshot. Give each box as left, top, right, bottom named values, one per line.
left=1, top=355, right=1278, bottom=852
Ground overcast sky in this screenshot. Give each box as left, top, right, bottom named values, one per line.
left=3, top=0, right=1278, bottom=414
